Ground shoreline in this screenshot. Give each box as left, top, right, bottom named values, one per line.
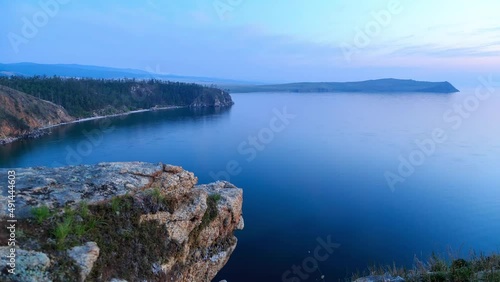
left=0, top=105, right=187, bottom=145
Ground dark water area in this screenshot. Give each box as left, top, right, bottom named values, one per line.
left=1, top=91, right=499, bottom=281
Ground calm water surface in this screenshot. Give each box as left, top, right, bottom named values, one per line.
left=1, top=91, right=500, bottom=281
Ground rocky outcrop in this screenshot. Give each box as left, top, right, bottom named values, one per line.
left=0, top=162, right=244, bottom=281
left=67, top=242, right=100, bottom=281
left=0, top=85, right=74, bottom=144
left=189, top=88, right=234, bottom=108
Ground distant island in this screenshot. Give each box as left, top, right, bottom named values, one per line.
left=227, top=78, right=460, bottom=93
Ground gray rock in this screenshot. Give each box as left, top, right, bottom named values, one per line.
left=0, top=247, right=51, bottom=282
left=189, top=89, right=234, bottom=108
left=0, top=162, right=164, bottom=218
left=67, top=242, right=100, bottom=282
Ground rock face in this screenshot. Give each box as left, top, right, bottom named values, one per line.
left=189, top=88, right=234, bottom=108
left=0, top=85, right=74, bottom=143
left=0, top=162, right=244, bottom=281
left=0, top=247, right=51, bottom=282
left=67, top=242, right=100, bottom=281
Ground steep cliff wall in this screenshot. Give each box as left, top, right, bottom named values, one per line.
left=189, top=89, right=234, bottom=108
left=0, top=162, right=243, bottom=281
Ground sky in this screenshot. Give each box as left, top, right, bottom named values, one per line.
left=1, top=0, right=499, bottom=85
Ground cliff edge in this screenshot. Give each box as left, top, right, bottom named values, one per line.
left=0, top=162, right=243, bottom=282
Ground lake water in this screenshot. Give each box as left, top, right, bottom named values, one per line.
left=1, top=91, right=500, bottom=281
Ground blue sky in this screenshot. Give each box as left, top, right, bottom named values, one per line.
left=1, top=0, right=499, bottom=84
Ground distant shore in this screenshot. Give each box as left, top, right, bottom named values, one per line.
left=0, top=105, right=186, bottom=145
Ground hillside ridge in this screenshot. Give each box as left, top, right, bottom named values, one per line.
left=227, top=78, right=460, bottom=93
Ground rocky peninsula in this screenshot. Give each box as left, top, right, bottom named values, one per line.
left=0, top=162, right=243, bottom=281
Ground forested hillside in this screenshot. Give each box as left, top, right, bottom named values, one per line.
left=0, top=76, right=233, bottom=118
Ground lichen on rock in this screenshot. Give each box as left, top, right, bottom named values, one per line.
left=67, top=242, right=100, bottom=281
left=0, top=247, right=51, bottom=282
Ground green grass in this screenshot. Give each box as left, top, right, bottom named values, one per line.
left=150, top=187, right=163, bottom=199
left=73, top=223, right=87, bottom=238
left=350, top=251, right=500, bottom=282
left=31, top=205, right=52, bottom=224
left=7, top=192, right=225, bottom=281
left=83, top=195, right=182, bottom=281
left=24, top=195, right=184, bottom=280
left=78, top=201, right=90, bottom=219
left=111, top=196, right=121, bottom=214
left=53, top=216, right=73, bottom=249
left=188, top=193, right=222, bottom=246
left=49, top=203, right=95, bottom=248
left=205, top=194, right=221, bottom=224
left=210, top=193, right=222, bottom=202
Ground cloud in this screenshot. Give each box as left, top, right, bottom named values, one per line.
left=388, top=41, right=500, bottom=58
left=476, top=26, right=500, bottom=33
left=2, top=1, right=499, bottom=82
left=363, top=23, right=500, bottom=59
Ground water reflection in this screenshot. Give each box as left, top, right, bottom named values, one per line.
left=0, top=106, right=232, bottom=167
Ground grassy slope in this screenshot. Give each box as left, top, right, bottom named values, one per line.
left=350, top=252, right=500, bottom=281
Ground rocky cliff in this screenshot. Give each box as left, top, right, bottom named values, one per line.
left=0, top=162, right=243, bottom=281
left=0, top=85, right=75, bottom=144
left=189, top=89, right=234, bottom=108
